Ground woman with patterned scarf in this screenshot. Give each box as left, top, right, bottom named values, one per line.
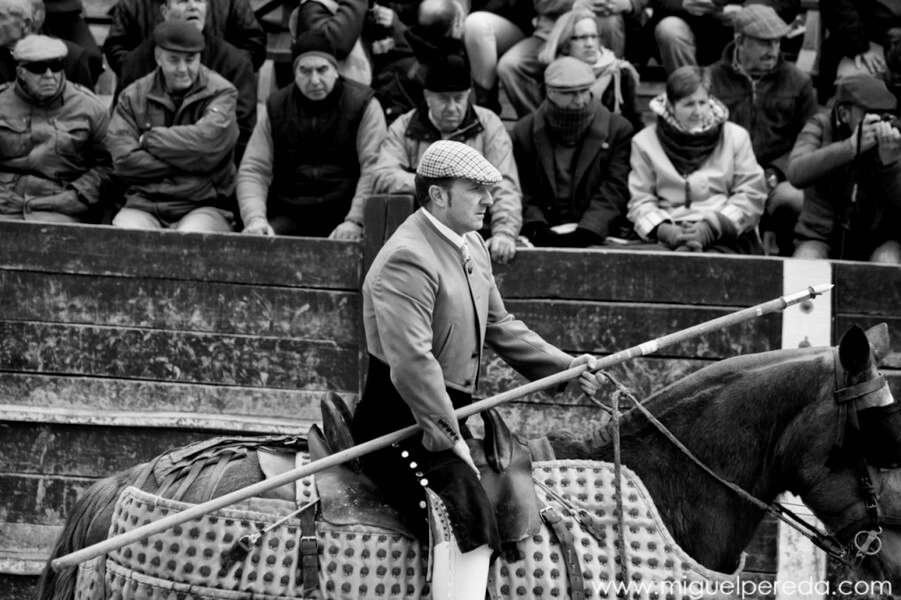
left=538, top=8, right=643, bottom=132
left=627, top=65, right=767, bottom=254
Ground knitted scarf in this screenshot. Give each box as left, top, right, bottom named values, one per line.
left=541, top=96, right=599, bottom=146
left=650, top=93, right=728, bottom=177
left=589, top=47, right=640, bottom=115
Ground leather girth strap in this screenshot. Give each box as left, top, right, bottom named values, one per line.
left=538, top=499, right=586, bottom=600
left=300, top=503, right=318, bottom=597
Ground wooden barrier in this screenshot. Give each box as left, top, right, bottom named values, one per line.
left=1, top=207, right=898, bottom=598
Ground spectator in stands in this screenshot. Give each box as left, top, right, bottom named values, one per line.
left=708, top=4, right=816, bottom=256
left=538, top=8, right=642, bottom=130
left=650, top=0, right=799, bottom=75
left=463, top=0, right=534, bottom=113
left=41, top=0, right=100, bottom=83
left=789, top=74, right=901, bottom=263
left=108, top=21, right=239, bottom=232
left=103, top=0, right=265, bottom=77
left=822, top=0, right=901, bottom=80
left=571, top=0, right=647, bottom=58
left=0, top=0, right=93, bottom=87
left=236, top=31, right=386, bottom=239
left=373, top=54, right=522, bottom=262
left=495, top=0, right=574, bottom=118
left=513, top=57, right=634, bottom=247
left=113, top=0, right=256, bottom=161
left=0, top=36, right=110, bottom=222
left=628, top=66, right=766, bottom=253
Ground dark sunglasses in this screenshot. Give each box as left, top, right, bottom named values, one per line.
left=21, top=60, right=65, bottom=74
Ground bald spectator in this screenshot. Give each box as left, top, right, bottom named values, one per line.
left=114, top=0, right=256, bottom=161
left=709, top=4, right=817, bottom=255
left=103, top=0, right=265, bottom=77
left=0, top=36, right=111, bottom=222
left=108, top=21, right=239, bottom=232
left=514, top=57, right=634, bottom=247
left=0, top=0, right=93, bottom=87
left=373, top=54, right=522, bottom=262
left=236, top=31, right=386, bottom=239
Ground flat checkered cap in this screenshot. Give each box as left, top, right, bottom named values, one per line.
left=416, top=140, right=502, bottom=185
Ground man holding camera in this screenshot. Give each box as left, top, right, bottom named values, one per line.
left=787, top=73, right=901, bottom=263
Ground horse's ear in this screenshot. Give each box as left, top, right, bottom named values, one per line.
left=864, top=323, right=891, bottom=364
left=839, top=324, right=871, bottom=371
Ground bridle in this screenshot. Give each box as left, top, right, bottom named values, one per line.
left=601, top=346, right=899, bottom=571
left=828, top=347, right=901, bottom=566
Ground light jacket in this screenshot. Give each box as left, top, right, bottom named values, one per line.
left=0, top=80, right=111, bottom=214
left=363, top=209, right=572, bottom=451
left=708, top=42, right=818, bottom=174
left=108, top=66, right=239, bottom=221
left=628, top=121, right=766, bottom=239
left=373, top=103, right=522, bottom=238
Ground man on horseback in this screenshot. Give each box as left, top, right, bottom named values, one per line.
left=352, top=139, right=600, bottom=600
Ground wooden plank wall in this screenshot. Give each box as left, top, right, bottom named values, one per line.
left=1, top=215, right=897, bottom=599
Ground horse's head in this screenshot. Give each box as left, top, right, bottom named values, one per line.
left=787, top=324, right=901, bottom=586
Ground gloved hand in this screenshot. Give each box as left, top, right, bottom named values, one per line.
left=556, top=227, right=603, bottom=247
left=654, top=222, right=686, bottom=249
left=522, top=222, right=559, bottom=247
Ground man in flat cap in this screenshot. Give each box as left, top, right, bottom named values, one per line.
left=708, top=4, right=816, bottom=256
left=112, top=0, right=256, bottom=161
left=236, top=30, right=385, bottom=239
left=0, top=34, right=111, bottom=222
left=108, top=20, right=239, bottom=232
left=352, top=140, right=599, bottom=600
left=512, top=56, right=634, bottom=247
left=789, top=73, right=901, bottom=263
left=372, top=53, right=523, bottom=263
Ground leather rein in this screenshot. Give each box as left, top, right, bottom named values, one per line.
left=599, top=349, right=898, bottom=570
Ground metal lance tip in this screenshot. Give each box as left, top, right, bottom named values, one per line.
left=808, top=283, right=835, bottom=297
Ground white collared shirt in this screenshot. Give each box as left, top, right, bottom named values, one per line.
left=421, top=206, right=466, bottom=250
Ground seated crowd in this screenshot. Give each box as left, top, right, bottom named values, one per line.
left=1, top=0, right=900, bottom=265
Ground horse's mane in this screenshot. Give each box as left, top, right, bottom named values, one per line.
left=550, top=345, right=832, bottom=462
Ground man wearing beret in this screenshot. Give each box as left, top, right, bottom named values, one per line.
left=788, top=73, right=901, bottom=263
left=372, top=53, right=523, bottom=263
left=352, top=140, right=599, bottom=600
left=112, top=0, right=256, bottom=161
left=513, top=56, right=634, bottom=247
left=108, top=20, right=239, bottom=232
left=236, top=30, right=386, bottom=239
left=708, top=4, right=817, bottom=256
left=0, top=34, right=111, bottom=222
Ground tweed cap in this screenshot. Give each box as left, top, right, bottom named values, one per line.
left=544, top=56, right=595, bottom=91
left=732, top=4, right=789, bottom=40
left=834, top=73, right=898, bottom=111
left=13, top=35, right=68, bottom=63
left=416, top=140, right=502, bottom=185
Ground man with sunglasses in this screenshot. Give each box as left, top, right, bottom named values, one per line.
left=108, top=20, right=239, bottom=232
left=0, top=34, right=111, bottom=222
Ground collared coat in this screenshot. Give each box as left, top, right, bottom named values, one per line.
left=108, top=66, right=239, bottom=221
left=361, top=209, right=573, bottom=452
left=708, top=42, right=818, bottom=174
left=0, top=80, right=111, bottom=215
left=372, top=103, right=523, bottom=238
left=512, top=102, right=634, bottom=240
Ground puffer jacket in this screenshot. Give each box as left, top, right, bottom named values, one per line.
left=108, top=66, right=239, bottom=222
left=0, top=80, right=111, bottom=214
left=373, top=103, right=522, bottom=238
left=708, top=42, right=818, bottom=174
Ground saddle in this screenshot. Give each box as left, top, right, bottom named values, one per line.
left=309, top=394, right=543, bottom=547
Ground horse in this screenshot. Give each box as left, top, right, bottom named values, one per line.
left=36, top=323, right=901, bottom=599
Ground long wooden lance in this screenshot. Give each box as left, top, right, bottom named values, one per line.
left=52, top=283, right=833, bottom=570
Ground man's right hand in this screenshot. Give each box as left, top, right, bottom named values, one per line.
left=243, top=219, right=274, bottom=235
left=682, top=0, right=716, bottom=17
left=451, top=439, right=480, bottom=479
left=850, top=113, right=881, bottom=155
